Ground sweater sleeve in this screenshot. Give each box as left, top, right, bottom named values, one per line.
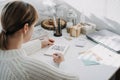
left=22, top=39, right=42, bottom=55
left=23, top=57, right=79, bottom=80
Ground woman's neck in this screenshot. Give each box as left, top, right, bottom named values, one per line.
left=7, top=34, right=23, bottom=50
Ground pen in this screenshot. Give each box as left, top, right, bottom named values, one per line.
left=44, top=54, right=52, bottom=57
left=75, top=45, right=84, bottom=47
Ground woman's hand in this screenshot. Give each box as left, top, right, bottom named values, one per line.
left=41, top=38, right=54, bottom=48
left=52, top=53, right=64, bottom=64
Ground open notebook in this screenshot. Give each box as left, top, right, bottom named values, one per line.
left=44, top=44, right=69, bottom=56
left=86, top=29, right=120, bottom=53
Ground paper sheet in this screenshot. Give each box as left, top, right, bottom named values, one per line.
left=78, top=44, right=120, bottom=67
left=44, top=44, right=69, bottom=56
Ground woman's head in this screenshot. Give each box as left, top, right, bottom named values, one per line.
left=0, top=1, right=38, bottom=50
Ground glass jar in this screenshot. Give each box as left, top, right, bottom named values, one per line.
left=66, top=21, right=73, bottom=33
left=67, top=9, right=77, bottom=25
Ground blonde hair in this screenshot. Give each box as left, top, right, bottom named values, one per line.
left=0, top=1, right=38, bottom=50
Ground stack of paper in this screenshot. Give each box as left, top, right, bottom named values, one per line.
left=31, top=25, right=48, bottom=40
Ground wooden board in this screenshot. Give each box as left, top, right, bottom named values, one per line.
left=41, top=19, right=67, bottom=30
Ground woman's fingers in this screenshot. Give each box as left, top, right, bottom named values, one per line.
left=49, top=39, right=55, bottom=43
left=52, top=53, right=64, bottom=63
left=42, top=38, right=55, bottom=48
left=48, top=39, right=54, bottom=45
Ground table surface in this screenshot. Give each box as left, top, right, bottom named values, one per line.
left=30, top=27, right=118, bottom=80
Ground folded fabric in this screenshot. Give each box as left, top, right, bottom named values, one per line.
left=81, top=58, right=99, bottom=66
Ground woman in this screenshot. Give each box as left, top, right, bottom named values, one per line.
left=0, top=1, right=79, bottom=80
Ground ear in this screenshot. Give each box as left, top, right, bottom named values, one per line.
left=23, top=23, right=29, bottom=34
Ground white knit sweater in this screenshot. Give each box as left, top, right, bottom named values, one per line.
left=0, top=39, right=79, bottom=80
